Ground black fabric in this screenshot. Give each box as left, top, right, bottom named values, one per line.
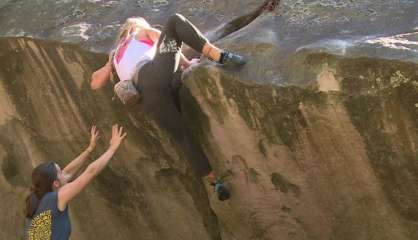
left=219, top=51, right=226, bottom=64
left=133, top=14, right=211, bottom=177
left=156, top=13, right=207, bottom=55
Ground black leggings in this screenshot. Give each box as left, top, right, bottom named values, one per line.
left=134, top=14, right=211, bottom=177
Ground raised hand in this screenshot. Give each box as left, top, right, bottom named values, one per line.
left=182, top=58, right=201, bottom=73
left=87, top=125, right=100, bottom=152
left=109, top=124, right=127, bottom=151
left=189, top=58, right=200, bottom=66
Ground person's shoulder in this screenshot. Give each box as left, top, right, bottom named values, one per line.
left=44, top=191, right=58, bottom=197
left=42, top=191, right=58, bottom=203
left=35, top=192, right=58, bottom=213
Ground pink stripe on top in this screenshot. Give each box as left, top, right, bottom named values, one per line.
left=115, top=38, right=132, bottom=64
left=113, top=36, right=157, bottom=81
left=140, top=39, right=154, bottom=46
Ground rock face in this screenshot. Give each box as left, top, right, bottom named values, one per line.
left=182, top=55, right=418, bottom=240
left=1, top=0, right=418, bottom=240
left=0, top=37, right=219, bottom=240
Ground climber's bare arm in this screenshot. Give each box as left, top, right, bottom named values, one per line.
left=62, top=126, right=100, bottom=181
left=91, top=54, right=112, bottom=90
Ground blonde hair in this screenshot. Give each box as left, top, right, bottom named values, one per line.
left=114, top=17, right=150, bottom=47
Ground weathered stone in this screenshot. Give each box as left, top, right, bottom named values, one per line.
left=1, top=0, right=418, bottom=239
left=0, top=37, right=219, bottom=240
left=182, top=54, right=418, bottom=239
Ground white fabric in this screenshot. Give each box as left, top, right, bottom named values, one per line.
left=113, top=37, right=156, bottom=81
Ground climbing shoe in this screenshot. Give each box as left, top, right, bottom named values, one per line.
left=219, top=51, right=247, bottom=67
left=212, top=178, right=231, bottom=201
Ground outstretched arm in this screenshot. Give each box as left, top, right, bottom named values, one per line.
left=57, top=125, right=127, bottom=211
left=91, top=54, right=113, bottom=90
left=62, top=126, right=100, bottom=181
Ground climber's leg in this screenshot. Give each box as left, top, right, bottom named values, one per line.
left=156, top=14, right=247, bottom=68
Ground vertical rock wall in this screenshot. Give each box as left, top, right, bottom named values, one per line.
left=0, top=37, right=219, bottom=240
left=181, top=54, right=418, bottom=240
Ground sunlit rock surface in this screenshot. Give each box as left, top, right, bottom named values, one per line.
left=182, top=51, right=418, bottom=240
left=1, top=0, right=417, bottom=239
left=0, top=37, right=219, bottom=240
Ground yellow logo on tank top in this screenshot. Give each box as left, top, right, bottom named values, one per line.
left=28, top=210, right=52, bottom=240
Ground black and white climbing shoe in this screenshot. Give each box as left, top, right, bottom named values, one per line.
left=219, top=51, right=247, bottom=67
left=212, top=178, right=231, bottom=201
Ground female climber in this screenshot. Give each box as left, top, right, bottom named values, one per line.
left=90, top=14, right=246, bottom=201
left=24, top=125, right=126, bottom=240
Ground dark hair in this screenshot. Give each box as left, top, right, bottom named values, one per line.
left=25, top=162, right=58, bottom=218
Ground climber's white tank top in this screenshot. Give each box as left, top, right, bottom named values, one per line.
left=113, top=35, right=156, bottom=81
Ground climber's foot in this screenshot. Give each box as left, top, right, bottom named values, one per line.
left=219, top=51, right=247, bottom=67
left=263, top=0, right=279, bottom=11
left=211, top=178, right=231, bottom=201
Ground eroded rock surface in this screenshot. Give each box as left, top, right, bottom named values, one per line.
left=179, top=1, right=418, bottom=238
left=0, top=37, right=219, bottom=240
left=1, top=0, right=417, bottom=239
left=182, top=55, right=418, bottom=240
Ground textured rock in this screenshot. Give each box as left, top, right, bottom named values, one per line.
left=179, top=0, right=418, bottom=239
left=1, top=0, right=418, bottom=239
left=0, top=37, right=219, bottom=240
left=182, top=55, right=418, bottom=240
left=0, top=0, right=260, bottom=52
